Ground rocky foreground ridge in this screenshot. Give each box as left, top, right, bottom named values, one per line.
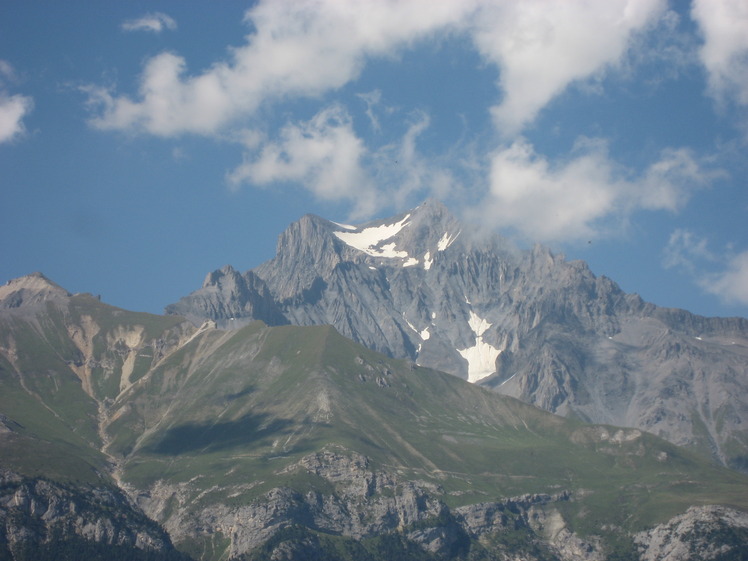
left=0, top=470, right=187, bottom=560
left=169, top=200, right=748, bottom=472
left=2, top=273, right=748, bottom=560
left=136, top=450, right=592, bottom=560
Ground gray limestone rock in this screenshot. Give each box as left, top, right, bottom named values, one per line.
left=165, top=264, right=287, bottom=328
left=168, top=200, right=748, bottom=469
left=0, top=471, right=178, bottom=557
left=634, top=505, right=748, bottom=561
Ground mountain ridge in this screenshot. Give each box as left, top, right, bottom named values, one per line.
left=2, top=273, right=748, bottom=560
left=168, top=200, right=748, bottom=471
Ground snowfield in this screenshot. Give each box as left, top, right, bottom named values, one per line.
left=458, top=311, right=501, bottom=383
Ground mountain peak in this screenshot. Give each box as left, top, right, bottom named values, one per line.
left=167, top=265, right=286, bottom=328
left=331, top=199, right=462, bottom=270
left=202, top=264, right=241, bottom=288
left=0, top=272, right=70, bottom=309
left=412, top=197, right=452, bottom=219
left=169, top=200, right=748, bottom=471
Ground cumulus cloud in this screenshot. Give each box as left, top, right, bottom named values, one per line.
left=90, top=0, right=476, bottom=136
left=227, top=105, right=457, bottom=218
left=0, top=94, right=32, bottom=143
left=122, top=12, right=177, bottom=33
left=85, top=0, right=706, bottom=235
left=227, top=105, right=375, bottom=216
left=691, top=0, right=748, bottom=108
left=471, top=0, right=667, bottom=136
left=0, top=61, right=32, bottom=143
left=479, top=138, right=709, bottom=243
left=85, top=52, right=235, bottom=136
left=370, top=110, right=459, bottom=210
left=90, top=0, right=666, bottom=140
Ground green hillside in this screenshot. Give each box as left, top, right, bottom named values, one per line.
left=1, top=284, right=748, bottom=560
left=107, top=323, right=748, bottom=528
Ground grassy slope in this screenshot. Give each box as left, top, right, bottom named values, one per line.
left=0, top=316, right=107, bottom=484
left=1, top=295, right=747, bottom=546
left=0, top=295, right=191, bottom=483
left=104, top=322, right=748, bottom=535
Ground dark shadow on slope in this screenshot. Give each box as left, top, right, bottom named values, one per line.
left=301, top=277, right=327, bottom=306
left=148, top=413, right=293, bottom=455
left=224, top=384, right=257, bottom=402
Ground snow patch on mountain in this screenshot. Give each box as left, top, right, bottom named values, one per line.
left=334, top=215, right=413, bottom=260
left=458, top=342, right=501, bottom=383
left=467, top=311, right=491, bottom=337
left=458, top=311, right=501, bottom=383
left=333, top=212, right=458, bottom=269
left=437, top=231, right=459, bottom=251
left=404, top=316, right=430, bottom=342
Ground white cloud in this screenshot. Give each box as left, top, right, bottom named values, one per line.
left=479, top=138, right=708, bottom=243
left=370, top=110, right=458, bottom=210
left=227, top=105, right=375, bottom=217
left=0, top=60, right=16, bottom=82
left=122, top=12, right=177, bottom=33
left=702, top=251, right=748, bottom=306
left=637, top=147, right=718, bottom=210
left=85, top=52, right=235, bottom=136
left=691, top=0, right=748, bottom=108
left=228, top=105, right=457, bottom=218
left=0, top=61, right=32, bottom=143
left=357, top=89, right=384, bottom=133
left=90, top=0, right=477, bottom=136
left=86, top=0, right=709, bottom=232
left=664, top=230, right=748, bottom=307
left=91, top=1, right=667, bottom=140
left=470, top=0, right=667, bottom=136
left=663, top=229, right=717, bottom=273
left=0, top=94, right=32, bottom=143
left=663, top=232, right=748, bottom=304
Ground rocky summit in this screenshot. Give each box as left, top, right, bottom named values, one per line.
left=170, top=200, right=748, bottom=471
left=2, top=272, right=748, bottom=560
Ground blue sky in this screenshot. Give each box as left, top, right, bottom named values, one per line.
left=1, top=0, right=747, bottom=318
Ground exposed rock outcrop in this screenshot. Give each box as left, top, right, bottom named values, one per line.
left=168, top=200, right=748, bottom=470
left=165, top=265, right=287, bottom=329
left=132, top=450, right=594, bottom=560
left=0, top=470, right=181, bottom=559
left=635, top=505, right=748, bottom=561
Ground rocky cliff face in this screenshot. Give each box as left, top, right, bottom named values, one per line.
left=164, top=265, right=287, bottom=329
left=635, top=505, right=748, bottom=561
left=0, top=272, right=70, bottom=310
left=127, top=449, right=748, bottom=561
left=0, top=470, right=184, bottom=560
left=168, top=200, right=748, bottom=470
left=132, top=450, right=601, bottom=561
